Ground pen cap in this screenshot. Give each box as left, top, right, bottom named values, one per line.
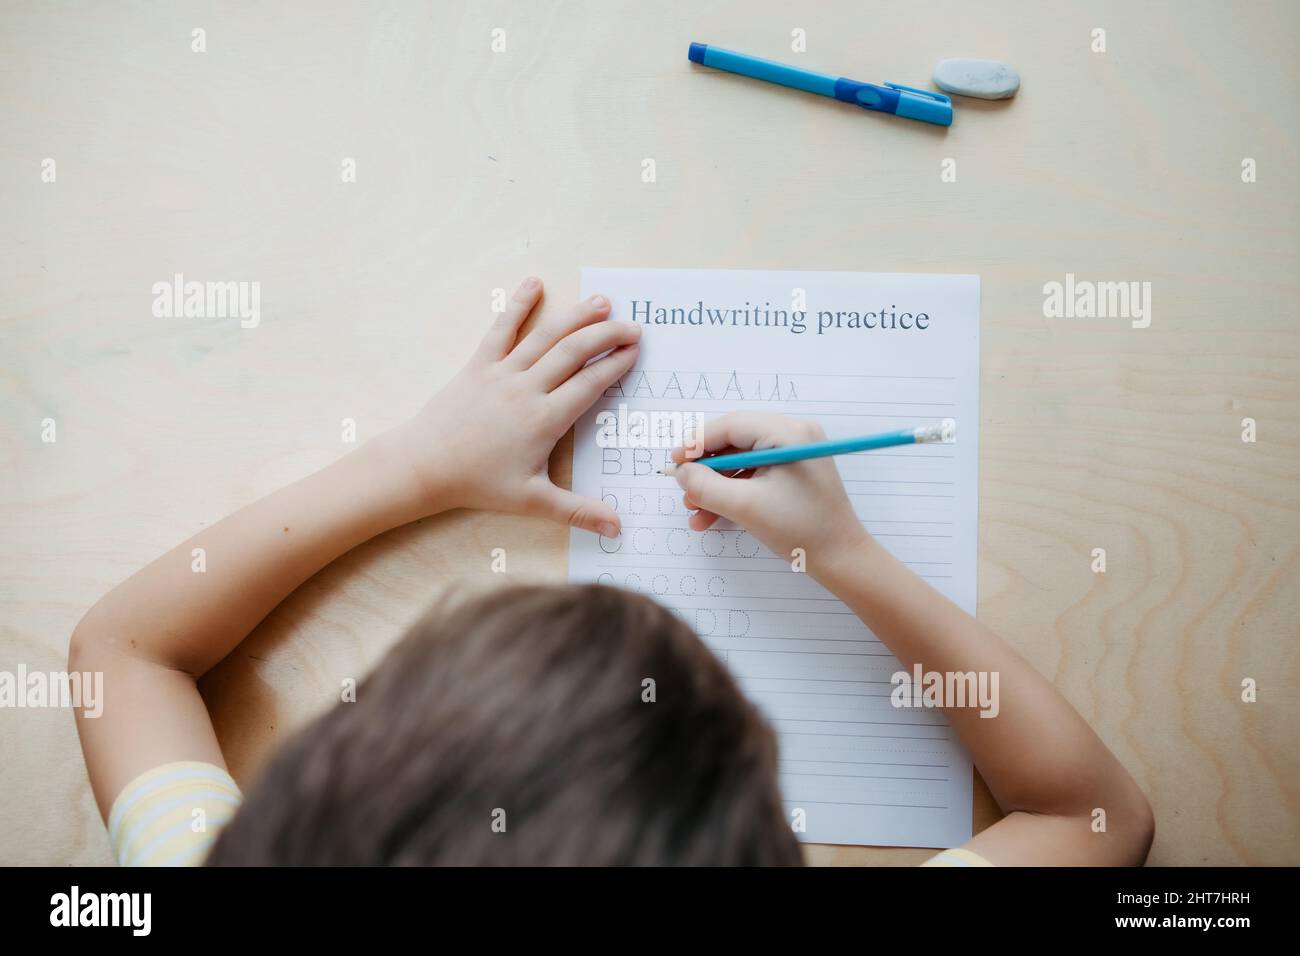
left=886, top=83, right=952, bottom=126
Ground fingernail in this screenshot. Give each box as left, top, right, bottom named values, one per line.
left=597, top=521, right=618, bottom=538
left=589, top=294, right=608, bottom=308
left=523, top=276, right=541, bottom=289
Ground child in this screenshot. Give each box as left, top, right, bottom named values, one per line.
left=71, top=278, right=1153, bottom=866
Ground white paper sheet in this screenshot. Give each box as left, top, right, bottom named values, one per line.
left=567, top=267, right=980, bottom=848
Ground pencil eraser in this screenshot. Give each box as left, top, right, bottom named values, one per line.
left=932, top=58, right=1019, bottom=100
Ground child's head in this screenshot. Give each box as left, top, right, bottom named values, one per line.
left=208, top=583, right=802, bottom=865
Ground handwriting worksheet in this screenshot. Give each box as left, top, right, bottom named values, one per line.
left=568, top=268, right=980, bottom=848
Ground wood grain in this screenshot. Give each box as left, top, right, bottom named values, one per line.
left=2, top=0, right=1297, bottom=866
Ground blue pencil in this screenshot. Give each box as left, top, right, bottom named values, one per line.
left=660, top=422, right=955, bottom=476
left=687, top=42, right=953, bottom=127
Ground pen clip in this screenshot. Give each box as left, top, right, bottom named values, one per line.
left=884, top=82, right=953, bottom=126
left=884, top=83, right=951, bottom=104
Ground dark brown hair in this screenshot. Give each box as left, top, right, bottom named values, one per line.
left=208, top=584, right=801, bottom=865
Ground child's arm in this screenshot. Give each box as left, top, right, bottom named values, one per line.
left=71, top=279, right=640, bottom=817
left=672, top=412, right=1154, bottom=866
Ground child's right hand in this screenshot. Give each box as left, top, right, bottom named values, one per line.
left=670, top=412, right=871, bottom=568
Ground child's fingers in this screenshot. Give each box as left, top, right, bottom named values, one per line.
left=675, top=444, right=743, bottom=470
left=672, top=462, right=754, bottom=523
left=671, top=411, right=802, bottom=463
left=506, top=294, right=611, bottom=370
left=548, top=343, right=639, bottom=424
left=530, top=320, right=641, bottom=392
left=528, top=480, right=622, bottom=537
left=478, top=277, right=543, bottom=362
left=681, top=466, right=756, bottom=528
left=686, top=503, right=722, bottom=532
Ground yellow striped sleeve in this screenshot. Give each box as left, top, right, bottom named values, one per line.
left=107, top=761, right=243, bottom=867
left=921, top=847, right=995, bottom=867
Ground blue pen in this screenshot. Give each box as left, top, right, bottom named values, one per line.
left=660, top=423, right=956, bottom=476
left=687, top=42, right=952, bottom=127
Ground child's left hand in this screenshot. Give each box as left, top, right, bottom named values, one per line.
left=385, top=277, right=640, bottom=536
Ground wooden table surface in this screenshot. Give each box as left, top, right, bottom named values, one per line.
left=2, top=1, right=1297, bottom=866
